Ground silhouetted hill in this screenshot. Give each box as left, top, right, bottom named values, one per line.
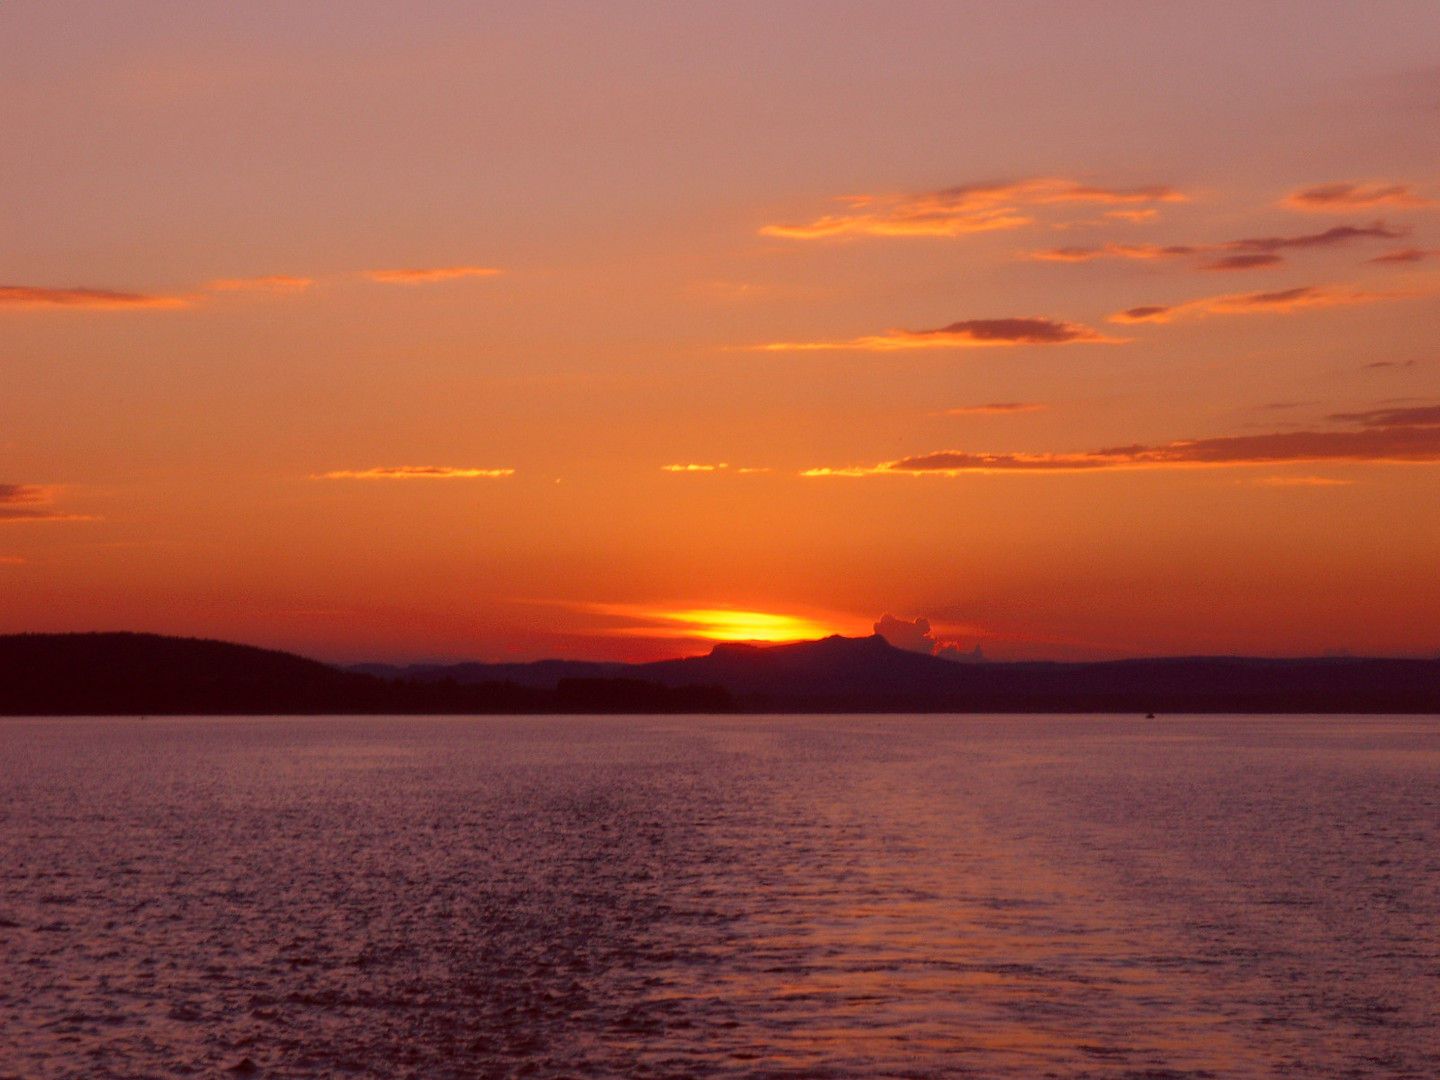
left=0, top=632, right=389, bottom=715
left=0, top=634, right=730, bottom=716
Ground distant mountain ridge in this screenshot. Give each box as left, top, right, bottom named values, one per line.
left=3, top=631, right=1438, bottom=715
left=355, top=633, right=1440, bottom=713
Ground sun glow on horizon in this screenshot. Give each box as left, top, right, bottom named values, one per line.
left=587, top=605, right=844, bottom=643
left=658, top=608, right=839, bottom=642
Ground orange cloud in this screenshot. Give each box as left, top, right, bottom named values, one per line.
left=1200, top=253, right=1286, bottom=271
left=1250, top=476, right=1354, bottom=486
left=804, top=404, right=1440, bottom=475
left=762, top=317, right=1121, bottom=351
left=1030, top=242, right=1199, bottom=262
left=206, top=275, right=314, bottom=292
left=1110, top=284, right=1416, bottom=323
left=1031, top=223, right=1406, bottom=268
left=363, top=266, right=501, bottom=284
left=1224, top=223, right=1409, bottom=251
left=1369, top=247, right=1439, bottom=264
left=761, top=200, right=1027, bottom=239
left=1105, top=209, right=1159, bottom=223
left=0, top=556, right=25, bottom=564
left=0, top=285, right=188, bottom=310
left=1282, top=182, right=1436, bottom=211
left=0, top=510, right=90, bottom=522
left=761, top=178, right=1184, bottom=239
left=0, top=484, right=47, bottom=505
left=0, top=484, right=93, bottom=522
left=315, top=466, right=514, bottom=479
left=946, top=402, right=1047, bottom=415
left=660, top=463, right=770, bottom=474
left=1325, top=404, right=1440, bottom=427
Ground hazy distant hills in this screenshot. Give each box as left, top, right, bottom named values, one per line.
left=357, top=634, right=1440, bottom=713
left=3, top=631, right=1439, bottom=715
left=351, top=658, right=633, bottom=687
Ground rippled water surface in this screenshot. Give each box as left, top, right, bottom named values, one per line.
left=2, top=715, right=1438, bottom=1079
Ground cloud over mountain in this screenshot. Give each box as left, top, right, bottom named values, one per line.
left=874, top=613, right=984, bottom=661
left=874, top=613, right=939, bottom=653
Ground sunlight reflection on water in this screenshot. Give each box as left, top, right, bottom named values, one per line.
left=1, top=714, right=1437, bottom=1078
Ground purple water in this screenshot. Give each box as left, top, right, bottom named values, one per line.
left=2, top=715, right=1437, bottom=1079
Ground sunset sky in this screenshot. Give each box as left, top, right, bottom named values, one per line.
left=3, top=2, right=1439, bottom=662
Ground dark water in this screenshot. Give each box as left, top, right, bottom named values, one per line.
left=1, top=716, right=1437, bottom=1079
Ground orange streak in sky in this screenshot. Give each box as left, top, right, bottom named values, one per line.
left=0, top=286, right=188, bottom=310
left=363, top=267, right=501, bottom=283
left=315, top=467, right=514, bottom=479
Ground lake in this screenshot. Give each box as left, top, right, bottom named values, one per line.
left=2, top=714, right=1437, bottom=1079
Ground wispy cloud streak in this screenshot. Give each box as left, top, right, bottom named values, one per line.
left=762, top=317, right=1120, bottom=351
left=0, top=484, right=48, bottom=505
left=803, top=404, right=1440, bottom=475
left=1282, top=182, right=1436, bottom=211
left=1030, top=223, right=1407, bottom=269
left=1251, top=476, right=1354, bottom=486
left=363, top=267, right=501, bottom=284
left=315, top=466, right=514, bottom=479
left=0, top=286, right=188, bottom=310
left=1111, top=284, right=1418, bottom=324
left=1325, top=404, right=1440, bottom=427
left=946, top=403, right=1047, bottom=415
left=0, top=484, right=93, bottom=522
left=762, top=178, right=1184, bottom=239
left=660, top=463, right=770, bottom=473
left=1031, top=243, right=1199, bottom=262
left=1369, top=247, right=1439, bottom=264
